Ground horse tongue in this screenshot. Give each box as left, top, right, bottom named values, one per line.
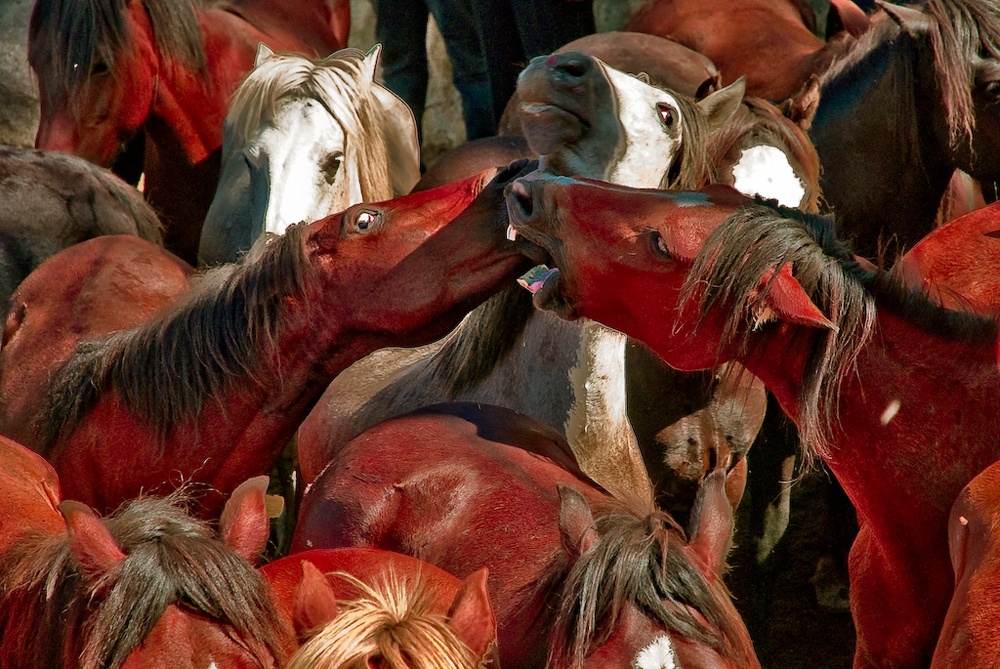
left=517, top=264, right=559, bottom=295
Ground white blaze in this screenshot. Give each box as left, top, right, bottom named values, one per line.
left=732, top=144, right=805, bottom=208
left=635, top=634, right=678, bottom=669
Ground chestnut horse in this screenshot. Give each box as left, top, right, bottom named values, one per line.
left=0, top=436, right=63, bottom=555
left=0, top=476, right=291, bottom=669
left=787, top=0, right=1000, bottom=259
left=626, top=0, right=869, bottom=101
left=263, top=549, right=496, bottom=669
left=293, top=402, right=760, bottom=669
left=28, top=0, right=349, bottom=264
left=504, top=171, right=1000, bottom=669
left=0, top=165, right=531, bottom=517
left=0, top=145, right=163, bottom=313
left=199, top=44, right=421, bottom=265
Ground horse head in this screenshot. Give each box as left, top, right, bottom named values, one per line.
left=550, top=472, right=758, bottom=669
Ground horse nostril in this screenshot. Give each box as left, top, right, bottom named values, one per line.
left=509, top=180, right=534, bottom=220
left=551, top=54, right=590, bottom=84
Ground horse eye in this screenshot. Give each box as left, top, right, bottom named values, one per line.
left=656, top=102, right=675, bottom=127
left=653, top=232, right=670, bottom=257
left=322, top=153, right=343, bottom=184
left=355, top=210, right=379, bottom=231
left=984, top=80, right=1000, bottom=100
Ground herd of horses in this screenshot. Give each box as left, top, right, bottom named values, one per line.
left=4, top=0, right=1000, bottom=667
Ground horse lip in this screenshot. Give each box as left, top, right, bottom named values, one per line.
left=504, top=180, right=554, bottom=266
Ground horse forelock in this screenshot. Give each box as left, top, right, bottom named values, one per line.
left=663, top=93, right=716, bottom=191
left=287, top=571, right=485, bottom=669
left=28, top=0, right=205, bottom=108
left=547, top=501, right=753, bottom=669
left=38, top=223, right=313, bottom=450
left=681, top=203, right=998, bottom=458
left=228, top=51, right=393, bottom=201
left=0, top=493, right=287, bottom=669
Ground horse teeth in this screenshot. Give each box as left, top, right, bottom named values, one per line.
left=506, top=223, right=518, bottom=242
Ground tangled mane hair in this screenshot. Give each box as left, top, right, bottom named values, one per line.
left=28, top=0, right=206, bottom=109
left=661, top=90, right=718, bottom=191
left=287, top=571, right=487, bottom=669
left=682, top=202, right=998, bottom=456
left=226, top=49, right=394, bottom=202
left=545, top=496, right=754, bottom=669
left=0, top=491, right=288, bottom=669
left=39, top=222, right=313, bottom=450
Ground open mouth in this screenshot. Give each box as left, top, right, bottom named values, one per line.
left=504, top=180, right=578, bottom=320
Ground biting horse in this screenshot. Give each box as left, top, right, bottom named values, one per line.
left=0, top=145, right=163, bottom=313
left=786, top=0, right=1000, bottom=259
left=263, top=549, right=497, bottom=669
left=293, top=402, right=760, bottom=669
left=28, top=0, right=349, bottom=265
left=504, top=171, right=1000, bottom=669
left=298, top=51, right=806, bottom=505
left=0, top=476, right=290, bottom=669
left=198, top=44, right=421, bottom=265
left=0, top=165, right=530, bottom=517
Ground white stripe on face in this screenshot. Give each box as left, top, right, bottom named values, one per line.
left=634, top=634, right=678, bottom=669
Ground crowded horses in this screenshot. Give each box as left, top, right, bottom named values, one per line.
left=7, top=0, right=1000, bottom=667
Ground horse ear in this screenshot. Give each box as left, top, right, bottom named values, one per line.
left=255, top=43, right=275, bottom=68
left=751, top=263, right=837, bottom=331
left=363, top=44, right=383, bottom=83
left=219, top=476, right=276, bottom=564
left=827, top=0, right=870, bottom=38
left=686, top=470, right=733, bottom=580
left=558, top=485, right=599, bottom=557
left=447, top=568, right=497, bottom=659
left=696, top=76, right=745, bottom=133
left=877, top=1, right=933, bottom=36
left=59, top=501, right=125, bottom=581
left=785, top=75, right=821, bottom=132
left=293, top=560, right=341, bottom=638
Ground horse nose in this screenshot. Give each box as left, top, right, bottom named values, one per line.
left=546, top=51, right=593, bottom=86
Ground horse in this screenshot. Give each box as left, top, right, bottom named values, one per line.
left=293, top=402, right=761, bottom=669
left=504, top=171, right=1000, bottom=669
left=297, top=50, right=814, bottom=506
left=0, top=164, right=532, bottom=517
left=28, top=0, right=350, bottom=265
left=263, top=549, right=497, bottom=669
left=0, top=145, right=164, bottom=314
left=198, top=44, right=421, bottom=265
left=0, top=476, right=291, bottom=668
left=0, top=435, right=63, bottom=555
left=786, top=0, right=1000, bottom=260
left=626, top=0, right=869, bottom=101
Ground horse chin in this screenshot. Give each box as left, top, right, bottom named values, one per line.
left=520, top=103, right=584, bottom=156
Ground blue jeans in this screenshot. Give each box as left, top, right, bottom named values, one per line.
left=373, top=0, right=496, bottom=140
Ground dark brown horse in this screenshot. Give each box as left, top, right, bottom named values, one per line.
left=0, top=165, right=531, bottom=517
left=293, top=402, right=760, bottom=669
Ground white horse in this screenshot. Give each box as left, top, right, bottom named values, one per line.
left=199, top=44, right=421, bottom=265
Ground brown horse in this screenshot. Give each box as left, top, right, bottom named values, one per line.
left=0, top=436, right=63, bottom=555
left=29, top=0, right=349, bottom=264
left=0, top=476, right=291, bottom=668
left=504, top=171, right=1000, bottom=669
left=0, top=165, right=531, bottom=517
left=293, top=402, right=760, bottom=669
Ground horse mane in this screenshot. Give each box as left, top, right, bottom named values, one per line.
left=28, top=0, right=206, bottom=108
left=682, top=202, right=999, bottom=456
left=227, top=50, right=394, bottom=203
left=707, top=96, right=822, bottom=212
left=287, top=571, right=485, bottom=669
left=0, top=492, right=287, bottom=669
left=662, top=92, right=717, bottom=191
left=546, top=498, right=755, bottom=669
left=38, top=223, right=312, bottom=450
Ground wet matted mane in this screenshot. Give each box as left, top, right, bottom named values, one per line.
left=28, top=0, right=206, bottom=109
left=682, top=203, right=999, bottom=454
left=819, top=0, right=1000, bottom=147
left=0, top=492, right=286, bottom=669
left=287, top=571, right=484, bottom=669
left=38, top=224, right=312, bottom=449
left=226, top=49, right=393, bottom=202
left=544, top=499, right=754, bottom=669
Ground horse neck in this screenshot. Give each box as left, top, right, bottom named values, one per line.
left=810, top=32, right=956, bottom=258
left=217, top=0, right=347, bottom=55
